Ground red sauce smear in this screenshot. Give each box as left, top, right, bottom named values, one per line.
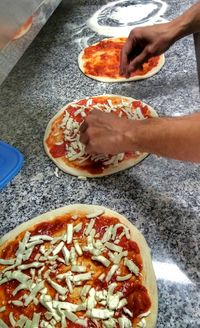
left=117, top=281, right=151, bottom=319
left=118, top=236, right=140, bottom=252
left=49, top=142, right=66, bottom=158
left=94, top=216, right=119, bottom=237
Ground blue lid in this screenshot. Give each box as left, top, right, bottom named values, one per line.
left=0, top=141, right=24, bottom=191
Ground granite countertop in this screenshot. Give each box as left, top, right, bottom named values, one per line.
left=0, top=0, right=200, bottom=327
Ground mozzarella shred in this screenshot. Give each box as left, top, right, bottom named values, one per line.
left=0, top=319, right=9, bottom=327
left=67, top=224, right=73, bottom=244
left=87, top=309, right=114, bottom=319
left=92, top=255, right=111, bottom=267
left=105, top=241, right=123, bottom=253
left=86, top=209, right=105, bottom=219
left=124, top=258, right=140, bottom=276
left=118, top=315, right=132, bottom=327
left=137, top=318, right=147, bottom=327
left=116, top=273, right=132, bottom=281
left=52, top=241, right=64, bottom=255
left=106, top=265, right=119, bottom=282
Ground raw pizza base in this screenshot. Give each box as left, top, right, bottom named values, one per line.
left=0, top=204, right=158, bottom=328
left=78, top=38, right=165, bottom=83
left=44, top=95, right=158, bottom=178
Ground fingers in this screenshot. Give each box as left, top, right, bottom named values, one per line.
left=120, top=49, right=128, bottom=77
left=127, top=43, right=157, bottom=73
left=120, top=34, right=137, bottom=77
left=127, top=48, right=149, bottom=73
left=79, top=111, right=97, bottom=145
left=120, top=45, right=130, bottom=77
left=85, top=143, right=97, bottom=155
left=80, top=130, right=89, bottom=145
left=79, top=121, right=88, bottom=134
left=80, top=110, right=118, bottom=154
left=120, top=27, right=159, bottom=77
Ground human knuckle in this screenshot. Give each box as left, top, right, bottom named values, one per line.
left=86, top=128, right=92, bottom=137
left=91, top=139, right=96, bottom=145
left=129, top=29, right=137, bottom=39
left=86, top=145, right=92, bottom=154
left=90, top=128, right=98, bottom=139
left=132, top=27, right=141, bottom=38
left=130, top=27, right=138, bottom=34
left=87, top=116, right=93, bottom=124
left=146, top=46, right=154, bottom=56
left=89, top=140, right=96, bottom=150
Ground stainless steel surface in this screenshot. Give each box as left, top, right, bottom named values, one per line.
left=0, top=0, right=42, bottom=48
left=0, top=0, right=62, bottom=85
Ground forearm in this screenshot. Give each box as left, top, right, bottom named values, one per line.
left=129, top=113, right=200, bottom=162
left=170, top=2, right=200, bottom=41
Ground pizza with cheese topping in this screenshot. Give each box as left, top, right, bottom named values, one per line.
left=78, top=38, right=165, bottom=82
left=0, top=204, right=157, bottom=328
left=44, top=95, right=158, bottom=177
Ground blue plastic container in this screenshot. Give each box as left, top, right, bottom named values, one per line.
left=0, top=141, right=24, bottom=191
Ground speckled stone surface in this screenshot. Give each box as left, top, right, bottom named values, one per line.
left=0, top=0, right=200, bottom=327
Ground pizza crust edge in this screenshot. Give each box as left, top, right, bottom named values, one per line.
left=43, top=95, right=158, bottom=178
left=0, top=204, right=158, bottom=328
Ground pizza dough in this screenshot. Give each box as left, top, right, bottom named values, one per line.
left=44, top=95, right=158, bottom=178
left=78, top=37, right=165, bottom=82
left=0, top=204, right=158, bottom=327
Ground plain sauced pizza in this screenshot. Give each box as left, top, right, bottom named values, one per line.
left=44, top=95, right=158, bottom=177
left=78, top=38, right=165, bottom=82
left=0, top=204, right=157, bottom=328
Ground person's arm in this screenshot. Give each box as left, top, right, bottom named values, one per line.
left=174, top=1, right=200, bottom=36
left=80, top=111, right=200, bottom=163
left=120, top=2, right=200, bottom=77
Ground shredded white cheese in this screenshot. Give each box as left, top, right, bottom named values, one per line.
left=0, top=208, right=146, bottom=327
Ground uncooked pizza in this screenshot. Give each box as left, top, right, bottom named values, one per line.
left=44, top=95, right=158, bottom=178
left=78, top=37, right=165, bottom=82
left=0, top=204, right=157, bottom=327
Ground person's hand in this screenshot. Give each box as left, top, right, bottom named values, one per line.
left=80, top=110, right=135, bottom=155
left=120, top=22, right=176, bottom=77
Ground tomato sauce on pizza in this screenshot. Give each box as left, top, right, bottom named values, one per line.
left=79, top=38, right=162, bottom=80
left=0, top=208, right=152, bottom=327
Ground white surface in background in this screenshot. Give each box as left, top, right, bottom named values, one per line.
left=153, top=261, right=194, bottom=285
left=111, top=4, right=158, bottom=23
left=87, top=0, right=168, bottom=37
